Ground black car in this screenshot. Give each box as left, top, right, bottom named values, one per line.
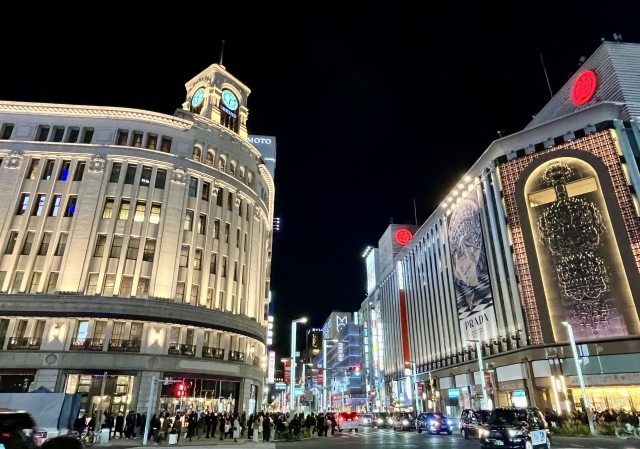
left=392, top=412, right=415, bottom=431
left=480, top=407, right=551, bottom=449
left=460, top=409, right=491, bottom=439
left=0, top=409, right=47, bottom=448
left=416, top=412, right=453, bottom=434
left=373, top=412, right=393, bottom=428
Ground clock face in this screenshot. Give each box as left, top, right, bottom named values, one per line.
left=221, top=90, right=239, bottom=111
left=191, top=87, right=205, bottom=108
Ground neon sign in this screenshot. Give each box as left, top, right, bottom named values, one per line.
left=571, top=70, right=597, bottom=106
left=395, top=228, right=413, bottom=246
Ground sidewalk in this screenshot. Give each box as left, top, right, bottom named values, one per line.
left=95, top=436, right=275, bottom=448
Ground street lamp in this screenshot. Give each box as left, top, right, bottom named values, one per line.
left=562, top=321, right=595, bottom=435
left=290, top=317, right=307, bottom=413
left=466, top=340, right=487, bottom=410
left=322, top=338, right=338, bottom=411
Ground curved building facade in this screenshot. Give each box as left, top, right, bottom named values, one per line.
left=0, top=63, right=273, bottom=417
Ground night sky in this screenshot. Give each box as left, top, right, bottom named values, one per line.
left=1, top=3, right=639, bottom=358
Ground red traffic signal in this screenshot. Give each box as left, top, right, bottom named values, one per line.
left=176, top=383, right=186, bottom=397
left=300, top=395, right=305, bottom=402
left=332, top=395, right=337, bottom=401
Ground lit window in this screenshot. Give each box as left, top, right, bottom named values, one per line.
left=118, top=200, right=130, bottom=220
left=120, top=276, right=133, bottom=298
left=137, top=278, right=149, bottom=298
left=134, top=201, right=146, bottom=222
left=149, top=203, right=161, bottom=224
left=64, top=196, right=77, bottom=217
left=49, top=195, right=62, bottom=217
left=55, top=233, right=68, bottom=256
left=16, top=194, right=30, bottom=215
left=184, top=210, right=194, bottom=231
left=110, top=235, right=123, bottom=258
left=102, top=198, right=114, bottom=219
left=33, top=194, right=46, bottom=216
left=103, top=274, right=116, bottom=296
left=85, top=273, right=99, bottom=295
left=29, top=272, right=41, bottom=293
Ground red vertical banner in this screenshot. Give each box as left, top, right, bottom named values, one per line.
left=417, top=383, right=424, bottom=396
left=284, top=360, right=291, bottom=384
left=397, top=261, right=411, bottom=364
left=317, top=370, right=324, bottom=387
left=484, top=371, right=492, bottom=387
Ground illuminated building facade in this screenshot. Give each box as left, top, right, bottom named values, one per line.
left=371, top=42, right=640, bottom=416
left=0, top=63, right=274, bottom=416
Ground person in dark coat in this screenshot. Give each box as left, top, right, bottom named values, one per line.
left=205, top=412, right=213, bottom=438
left=262, top=413, right=271, bottom=442
left=114, top=412, right=124, bottom=439
left=219, top=414, right=226, bottom=440
left=187, top=412, right=197, bottom=441
left=87, top=414, right=96, bottom=432
left=135, top=413, right=142, bottom=438
left=124, top=411, right=135, bottom=439
left=247, top=414, right=254, bottom=439
left=104, top=413, right=114, bottom=440
left=73, top=414, right=85, bottom=433
left=210, top=413, right=218, bottom=439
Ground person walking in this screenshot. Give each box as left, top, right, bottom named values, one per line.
left=205, top=412, right=212, bottom=438
left=247, top=414, right=254, bottom=440
left=262, top=413, right=271, bottom=442
left=316, top=413, right=324, bottom=437
left=161, top=414, right=171, bottom=443
left=219, top=414, right=226, bottom=441
left=140, top=413, right=147, bottom=440
left=172, top=414, right=182, bottom=445
left=114, top=412, right=124, bottom=439
left=187, top=412, right=197, bottom=441
left=252, top=414, right=261, bottom=442
left=233, top=415, right=241, bottom=442
left=323, top=415, right=331, bottom=437
left=211, top=413, right=218, bottom=439
left=135, top=413, right=142, bottom=438
left=150, top=414, right=160, bottom=445
left=124, top=411, right=135, bottom=439
left=240, top=412, right=246, bottom=437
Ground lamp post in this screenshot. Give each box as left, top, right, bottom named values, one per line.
left=563, top=321, right=595, bottom=435
left=467, top=340, right=487, bottom=410
left=322, top=338, right=337, bottom=411
left=290, top=317, right=307, bottom=414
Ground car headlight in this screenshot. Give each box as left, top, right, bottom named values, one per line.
left=403, top=420, right=409, bottom=425
left=483, top=429, right=490, bottom=438
left=447, top=420, right=452, bottom=425
left=388, top=418, right=393, bottom=422
left=377, top=419, right=383, bottom=423
left=508, top=429, right=523, bottom=437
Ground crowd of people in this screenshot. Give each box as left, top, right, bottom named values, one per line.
left=544, top=407, right=640, bottom=427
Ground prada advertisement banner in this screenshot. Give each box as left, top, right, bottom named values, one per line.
left=523, top=157, right=637, bottom=340
left=448, top=190, right=498, bottom=342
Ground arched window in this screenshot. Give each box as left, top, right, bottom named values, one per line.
left=206, top=150, right=214, bottom=167
left=247, top=172, right=253, bottom=188
left=230, top=161, right=236, bottom=177
left=192, top=146, right=201, bottom=162
left=239, top=167, right=245, bottom=182
left=218, top=155, right=226, bottom=171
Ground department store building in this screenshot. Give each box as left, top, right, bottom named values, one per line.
left=365, top=42, right=640, bottom=417
left=0, top=63, right=274, bottom=417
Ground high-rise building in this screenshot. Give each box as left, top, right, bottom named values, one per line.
left=0, top=62, right=274, bottom=416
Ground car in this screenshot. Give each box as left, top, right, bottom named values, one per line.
left=0, top=409, right=47, bottom=447
left=480, top=407, right=551, bottom=449
left=361, top=414, right=373, bottom=427
left=392, top=412, right=415, bottom=431
left=373, top=412, right=393, bottom=428
left=416, top=412, right=453, bottom=434
left=460, top=409, right=491, bottom=439
left=337, top=412, right=361, bottom=432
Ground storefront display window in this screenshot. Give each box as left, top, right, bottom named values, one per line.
left=571, top=386, right=640, bottom=412
left=160, top=377, right=240, bottom=415
left=65, top=374, right=134, bottom=415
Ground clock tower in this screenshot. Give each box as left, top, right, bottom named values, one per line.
left=182, top=64, right=251, bottom=139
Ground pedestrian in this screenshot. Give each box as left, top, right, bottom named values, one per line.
left=211, top=413, right=218, bottom=439
left=73, top=413, right=85, bottom=434
left=197, top=412, right=205, bottom=439
left=150, top=414, right=160, bottom=445
left=87, top=414, right=96, bottom=432
left=205, top=412, right=212, bottom=438
left=252, top=414, right=261, bottom=442
left=225, top=414, right=233, bottom=438
left=113, top=412, right=124, bottom=439
left=233, top=415, right=241, bottom=442
left=172, top=414, right=182, bottom=445
left=263, top=413, right=271, bottom=442
left=135, top=413, right=142, bottom=438
left=240, top=412, right=246, bottom=436
left=316, top=413, right=324, bottom=437
left=219, top=414, right=226, bottom=440
left=323, top=415, right=331, bottom=437
left=187, top=412, right=197, bottom=441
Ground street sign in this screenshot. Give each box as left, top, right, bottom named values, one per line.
left=294, top=387, right=304, bottom=397
left=448, top=388, right=460, bottom=398
left=274, top=382, right=286, bottom=390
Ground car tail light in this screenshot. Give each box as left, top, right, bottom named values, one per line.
left=355, top=416, right=359, bottom=420
left=339, top=417, right=344, bottom=421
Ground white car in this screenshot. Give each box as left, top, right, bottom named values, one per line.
left=337, top=412, right=361, bottom=432
left=361, top=414, right=373, bottom=427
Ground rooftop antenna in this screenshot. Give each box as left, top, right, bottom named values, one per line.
left=497, top=130, right=505, bottom=138
left=613, top=33, right=623, bottom=42
left=413, top=198, right=418, bottom=225
left=539, top=53, right=553, bottom=100
left=219, top=40, right=226, bottom=67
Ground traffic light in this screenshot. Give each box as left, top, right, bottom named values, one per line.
left=332, top=395, right=337, bottom=401
left=354, top=366, right=361, bottom=377
left=176, top=383, right=186, bottom=397
left=300, top=395, right=305, bottom=402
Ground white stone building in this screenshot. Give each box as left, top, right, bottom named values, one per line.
left=0, top=63, right=273, bottom=417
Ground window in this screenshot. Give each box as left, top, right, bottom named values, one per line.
left=198, top=214, right=206, bottom=235
left=160, top=137, right=171, bottom=153
left=36, top=126, right=50, bottom=141
left=26, top=159, right=40, bottom=179
left=124, top=165, right=137, bottom=184
left=227, top=192, right=233, bottom=211
left=149, top=203, right=161, bottom=224
left=222, top=256, right=227, bottom=277
left=42, top=160, right=55, bottom=180
left=73, top=162, right=85, bottom=181
left=38, top=233, right=51, bottom=255
left=117, top=130, right=129, bottom=145
left=202, top=181, right=210, bottom=201
left=82, top=128, right=94, bottom=143
left=132, top=132, right=143, bottom=148
left=45, top=196, right=61, bottom=219
left=102, top=274, right=116, bottom=296
left=210, top=253, right=217, bottom=274
left=120, top=276, right=133, bottom=297
left=184, top=210, right=194, bottom=231
left=64, top=196, right=77, bottom=217
left=109, top=163, right=121, bottom=183
left=242, top=264, right=246, bottom=284
left=238, top=200, right=243, bottom=217
left=52, top=127, right=64, bottom=142
left=67, top=128, right=79, bottom=143
left=102, top=198, right=114, bottom=219
left=33, top=194, right=46, bottom=216
left=233, top=261, right=238, bottom=282
left=118, top=200, right=130, bottom=220
left=236, top=228, right=240, bottom=248
left=247, top=171, right=253, bottom=187
left=230, top=161, right=236, bottom=177
left=17, top=194, right=30, bottom=215
left=176, top=282, right=185, bottom=301
left=214, top=219, right=220, bottom=239
left=194, top=249, right=202, bottom=270
left=12, top=272, right=24, bottom=294
left=246, top=203, right=250, bottom=221
left=155, top=169, right=166, bottom=189
left=110, top=235, right=123, bottom=258
left=206, top=151, right=214, bottom=166
left=146, top=134, right=158, bottom=150
left=143, top=239, right=155, bottom=262
left=207, top=288, right=214, bottom=307
left=46, top=272, right=58, bottom=294
left=85, top=274, right=99, bottom=295
left=134, top=201, right=146, bottom=222
left=126, top=237, right=140, bottom=260
left=59, top=161, right=70, bottom=181
left=193, top=146, right=201, bottom=161
left=244, top=233, right=248, bottom=251
left=93, top=234, right=106, bottom=256
left=137, top=278, right=149, bottom=298
left=218, top=291, right=225, bottom=309
left=0, top=124, right=14, bottom=139
left=239, top=166, right=245, bottom=182
left=224, top=223, right=230, bottom=243
left=218, top=155, right=226, bottom=171
left=21, top=232, right=34, bottom=255
left=140, top=166, right=152, bottom=186
left=5, top=232, right=18, bottom=254
left=55, top=233, right=68, bottom=256
left=188, top=177, right=198, bottom=197
left=29, top=272, right=41, bottom=293
left=190, top=285, right=199, bottom=304
left=179, top=245, right=189, bottom=267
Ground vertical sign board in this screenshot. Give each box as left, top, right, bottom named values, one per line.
left=247, top=135, right=277, bottom=179
left=447, top=189, right=498, bottom=342
left=284, top=360, right=291, bottom=385
left=366, top=249, right=378, bottom=294
left=267, top=351, right=276, bottom=384
left=317, top=369, right=324, bottom=387
left=396, top=261, right=412, bottom=365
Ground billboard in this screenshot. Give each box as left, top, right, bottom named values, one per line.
left=267, top=351, right=276, bottom=384
left=284, top=360, right=291, bottom=384
left=247, top=135, right=276, bottom=179
left=448, top=189, right=498, bottom=342
left=366, top=249, right=379, bottom=294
